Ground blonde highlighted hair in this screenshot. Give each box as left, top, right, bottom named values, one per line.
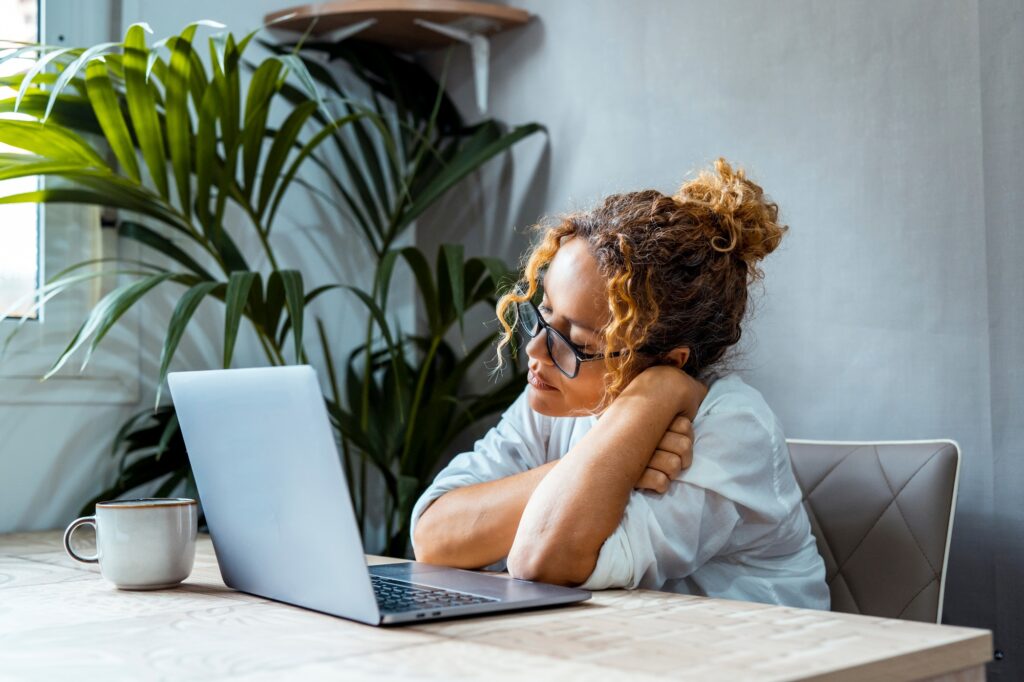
left=495, top=157, right=788, bottom=408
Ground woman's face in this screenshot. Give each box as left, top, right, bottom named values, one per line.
left=524, top=237, right=615, bottom=417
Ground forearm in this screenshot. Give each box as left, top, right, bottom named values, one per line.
left=507, top=369, right=697, bottom=585
left=412, top=459, right=559, bottom=569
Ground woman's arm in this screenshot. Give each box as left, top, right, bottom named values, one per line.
left=413, top=391, right=699, bottom=569
left=413, top=460, right=558, bottom=569
left=506, top=365, right=706, bottom=585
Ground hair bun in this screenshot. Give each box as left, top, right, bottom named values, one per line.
left=673, top=157, right=788, bottom=272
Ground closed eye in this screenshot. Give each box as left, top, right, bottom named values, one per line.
left=539, top=301, right=600, bottom=350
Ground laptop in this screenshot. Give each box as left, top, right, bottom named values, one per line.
left=167, top=365, right=591, bottom=625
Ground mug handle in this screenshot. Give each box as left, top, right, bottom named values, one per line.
left=63, top=516, right=99, bottom=564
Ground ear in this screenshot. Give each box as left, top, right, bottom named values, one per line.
left=661, top=347, right=690, bottom=369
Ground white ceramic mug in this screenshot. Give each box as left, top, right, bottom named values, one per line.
left=63, top=498, right=198, bottom=590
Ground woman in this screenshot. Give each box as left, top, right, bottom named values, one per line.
left=410, top=158, right=830, bottom=609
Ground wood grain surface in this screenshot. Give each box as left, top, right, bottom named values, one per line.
left=0, top=531, right=991, bottom=681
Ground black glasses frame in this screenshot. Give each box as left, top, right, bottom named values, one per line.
left=516, top=298, right=630, bottom=379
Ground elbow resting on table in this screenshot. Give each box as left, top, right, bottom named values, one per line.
left=506, top=539, right=598, bottom=587
left=411, top=507, right=451, bottom=566
left=412, top=501, right=491, bottom=569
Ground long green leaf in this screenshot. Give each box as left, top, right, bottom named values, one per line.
left=0, top=186, right=191, bottom=236
left=41, top=272, right=176, bottom=378
left=0, top=156, right=92, bottom=180
left=264, top=270, right=286, bottom=339
left=0, top=91, right=102, bottom=138
left=278, top=270, right=304, bottom=363
left=209, top=33, right=241, bottom=233
left=118, top=221, right=214, bottom=281
left=343, top=285, right=407, bottom=399
left=375, top=248, right=400, bottom=309
left=338, top=99, right=392, bottom=229
left=399, top=247, right=439, bottom=334
left=0, top=119, right=106, bottom=165
left=110, top=408, right=156, bottom=457
left=265, top=113, right=362, bottom=234
left=123, top=23, right=169, bottom=198
left=223, top=271, right=257, bottom=368
left=84, top=59, right=141, bottom=181
left=400, top=123, right=545, bottom=229
left=80, top=273, right=179, bottom=370
left=166, top=24, right=203, bottom=215
left=194, top=83, right=220, bottom=227
left=156, top=280, right=221, bottom=406
left=268, top=53, right=324, bottom=114
left=44, top=42, right=121, bottom=121
left=154, top=413, right=179, bottom=462
left=15, top=46, right=74, bottom=112
left=256, top=100, right=317, bottom=218
left=276, top=283, right=339, bottom=348
left=0, top=44, right=50, bottom=69
left=296, top=152, right=380, bottom=253
left=443, top=243, right=465, bottom=330
left=1, top=267, right=156, bottom=357
left=240, top=58, right=284, bottom=198
left=440, top=333, right=499, bottom=396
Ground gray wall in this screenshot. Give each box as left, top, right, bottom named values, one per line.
left=421, top=0, right=1018, bottom=676
left=980, top=0, right=1024, bottom=672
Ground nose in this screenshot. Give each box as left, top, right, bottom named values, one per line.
left=524, top=328, right=553, bottom=367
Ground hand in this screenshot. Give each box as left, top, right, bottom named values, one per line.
left=635, top=413, right=694, bottom=494
left=627, top=365, right=708, bottom=422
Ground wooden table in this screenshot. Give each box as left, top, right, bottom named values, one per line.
left=0, top=531, right=990, bottom=681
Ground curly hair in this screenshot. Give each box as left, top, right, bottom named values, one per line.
left=494, top=157, right=789, bottom=409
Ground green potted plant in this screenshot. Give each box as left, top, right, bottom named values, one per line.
left=0, top=21, right=542, bottom=555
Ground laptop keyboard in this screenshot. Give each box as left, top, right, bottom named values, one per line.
left=370, top=574, right=497, bottom=613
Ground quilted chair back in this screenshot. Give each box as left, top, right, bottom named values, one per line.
left=786, top=440, right=960, bottom=623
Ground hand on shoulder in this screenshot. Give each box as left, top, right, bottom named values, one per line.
left=626, top=364, right=709, bottom=421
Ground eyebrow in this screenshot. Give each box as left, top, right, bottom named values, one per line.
left=539, top=293, right=600, bottom=337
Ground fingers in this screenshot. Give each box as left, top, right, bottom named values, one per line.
left=647, top=449, right=683, bottom=479
left=656, top=431, right=693, bottom=468
left=667, top=414, right=693, bottom=437
left=657, top=414, right=694, bottom=469
left=635, top=467, right=672, bottom=494
left=636, top=413, right=696, bottom=495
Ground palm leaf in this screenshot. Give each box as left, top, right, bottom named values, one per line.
left=83, top=59, right=141, bottom=181
left=0, top=119, right=106, bottom=165
left=256, top=100, right=317, bottom=218
left=223, top=271, right=258, bottom=368
left=156, top=280, right=222, bottom=406
left=15, top=46, right=74, bottom=111
left=400, top=122, right=545, bottom=229
left=43, top=272, right=177, bottom=379
left=165, top=24, right=205, bottom=214
left=118, top=220, right=214, bottom=281
left=278, top=270, right=305, bottom=363
left=123, top=24, right=169, bottom=197
left=240, top=58, right=284, bottom=198
left=43, top=41, right=121, bottom=121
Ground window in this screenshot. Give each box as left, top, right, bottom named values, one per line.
left=0, top=0, right=139, bottom=405
left=0, top=0, right=41, bottom=319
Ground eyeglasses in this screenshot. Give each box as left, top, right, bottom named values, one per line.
left=516, top=298, right=630, bottom=379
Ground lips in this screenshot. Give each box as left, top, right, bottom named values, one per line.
left=528, top=368, right=558, bottom=392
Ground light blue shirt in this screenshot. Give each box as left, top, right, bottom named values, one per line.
left=409, top=372, right=830, bottom=610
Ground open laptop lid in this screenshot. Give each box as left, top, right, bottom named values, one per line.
left=168, top=365, right=381, bottom=625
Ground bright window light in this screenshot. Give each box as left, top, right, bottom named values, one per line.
left=0, top=0, right=40, bottom=319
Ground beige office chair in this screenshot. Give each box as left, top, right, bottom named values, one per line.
left=786, top=439, right=960, bottom=624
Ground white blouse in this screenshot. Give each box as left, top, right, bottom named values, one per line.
left=409, top=372, right=831, bottom=610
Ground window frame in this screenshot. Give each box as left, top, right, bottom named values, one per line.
left=0, top=0, right=140, bottom=405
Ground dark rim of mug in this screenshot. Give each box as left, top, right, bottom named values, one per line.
left=96, top=497, right=197, bottom=509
